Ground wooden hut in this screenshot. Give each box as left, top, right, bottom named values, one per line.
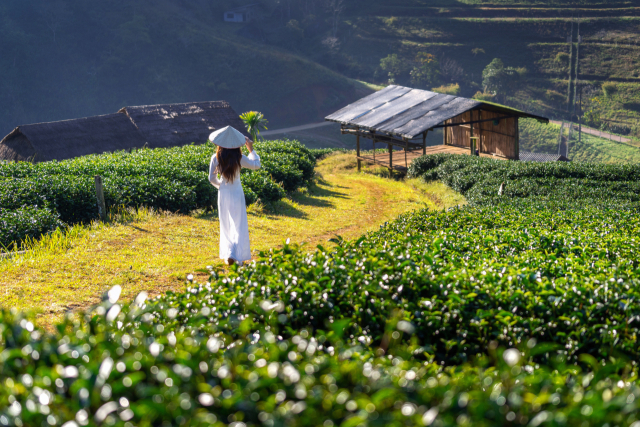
left=118, top=101, right=248, bottom=149
left=0, top=114, right=147, bottom=163
left=325, top=85, right=549, bottom=171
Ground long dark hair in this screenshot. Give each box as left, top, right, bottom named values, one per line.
left=216, top=146, right=242, bottom=182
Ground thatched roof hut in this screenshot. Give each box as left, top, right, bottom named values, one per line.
left=0, top=113, right=147, bottom=163
left=118, top=101, right=248, bottom=149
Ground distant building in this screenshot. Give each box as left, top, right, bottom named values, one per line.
left=118, top=101, right=247, bottom=149
left=0, top=101, right=247, bottom=163
left=223, top=4, right=259, bottom=23
left=0, top=114, right=147, bottom=163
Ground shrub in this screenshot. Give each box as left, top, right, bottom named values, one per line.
left=431, top=83, right=461, bottom=96
left=1, top=153, right=640, bottom=425
left=1, top=200, right=640, bottom=425
left=472, top=91, right=495, bottom=101
left=555, top=51, right=570, bottom=63
left=602, top=81, right=618, bottom=98
left=0, top=207, right=63, bottom=249
left=545, top=89, right=565, bottom=103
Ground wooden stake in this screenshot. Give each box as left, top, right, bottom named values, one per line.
left=356, top=134, right=361, bottom=172
left=95, top=176, right=107, bottom=222
left=404, top=138, right=408, bottom=169
left=423, top=131, right=427, bottom=155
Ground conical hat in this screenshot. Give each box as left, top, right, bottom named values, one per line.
left=208, top=126, right=246, bottom=149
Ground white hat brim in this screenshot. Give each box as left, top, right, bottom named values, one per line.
left=209, top=126, right=246, bottom=149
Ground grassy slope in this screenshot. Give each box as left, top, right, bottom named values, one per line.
left=0, top=153, right=464, bottom=327
left=0, top=0, right=371, bottom=135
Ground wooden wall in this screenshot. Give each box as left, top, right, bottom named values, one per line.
left=443, top=109, right=519, bottom=159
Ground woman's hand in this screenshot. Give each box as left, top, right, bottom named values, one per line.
left=245, top=137, right=254, bottom=153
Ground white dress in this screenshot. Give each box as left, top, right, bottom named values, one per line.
left=208, top=151, right=261, bottom=263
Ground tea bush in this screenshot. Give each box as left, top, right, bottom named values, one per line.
left=2, top=152, right=640, bottom=425
left=0, top=140, right=312, bottom=248
left=1, top=303, right=639, bottom=427
left=407, top=154, right=640, bottom=207
left=0, top=207, right=63, bottom=250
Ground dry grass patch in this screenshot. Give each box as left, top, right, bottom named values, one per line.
left=0, top=153, right=463, bottom=327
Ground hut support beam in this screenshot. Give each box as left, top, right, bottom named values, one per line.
left=356, top=132, right=361, bottom=172
left=388, top=144, right=393, bottom=173
left=423, top=131, right=427, bottom=155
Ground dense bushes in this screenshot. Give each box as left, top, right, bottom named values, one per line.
left=0, top=207, right=63, bottom=250
left=2, top=152, right=640, bottom=425
left=0, top=140, right=313, bottom=248
left=2, top=201, right=640, bottom=425
left=408, top=153, right=640, bottom=207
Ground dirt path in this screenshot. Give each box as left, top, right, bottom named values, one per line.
left=0, top=154, right=461, bottom=327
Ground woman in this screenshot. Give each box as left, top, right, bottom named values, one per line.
left=208, top=126, right=261, bottom=265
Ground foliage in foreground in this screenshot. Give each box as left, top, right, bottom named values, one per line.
left=0, top=140, right=315, bottom=249
left=2, top=201, right=640, bottom=425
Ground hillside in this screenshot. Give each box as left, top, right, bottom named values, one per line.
left=0, top=0, right=372, bottom=136
left=3, top=0, right=640, bottom=160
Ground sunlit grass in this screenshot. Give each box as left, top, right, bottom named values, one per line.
left=0, top=153, right=463, bottom=327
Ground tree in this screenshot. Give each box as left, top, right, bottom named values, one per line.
left=324, top=0, right=346, bottom=38
left=482, top=58, right=505, bottom=94
left=410, top=52, right=440, bottom=89
left=482, top=58, right=524, bottom=101
left=380, top=54, right=406, bottom=80
left=240, top=111, right=269, bottom=142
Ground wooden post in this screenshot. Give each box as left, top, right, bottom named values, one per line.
left=515, top=119, right=520, bottom=160
left=478, top=110, right=483, bottom=153
left=443, top=121, right=448, bottom=145
left=470, top=112, right=475, bottom=155
left=388, top=144, right=393, bottom=173
left=95, top=176, right=107, bottom=222
left=404, top=138, right=408, bottom=169
left=356, top=134, right=361, bottom=172
left=423, top=131, right=427, bottom=155
left=373, top=134, right=376, bottom=163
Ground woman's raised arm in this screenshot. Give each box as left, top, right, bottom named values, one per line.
left=208, top=155, right=221, bottom=189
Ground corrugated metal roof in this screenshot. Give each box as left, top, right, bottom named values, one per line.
left=325, top=85, right=549, bottom=139
left=519, top=152, right=570, bottom=162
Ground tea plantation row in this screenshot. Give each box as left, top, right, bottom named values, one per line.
left=2, top=153, right=640, bottom=425
left=0, top=141, right=321, bottom=249
left=407, top=154, right=640, bottom=208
